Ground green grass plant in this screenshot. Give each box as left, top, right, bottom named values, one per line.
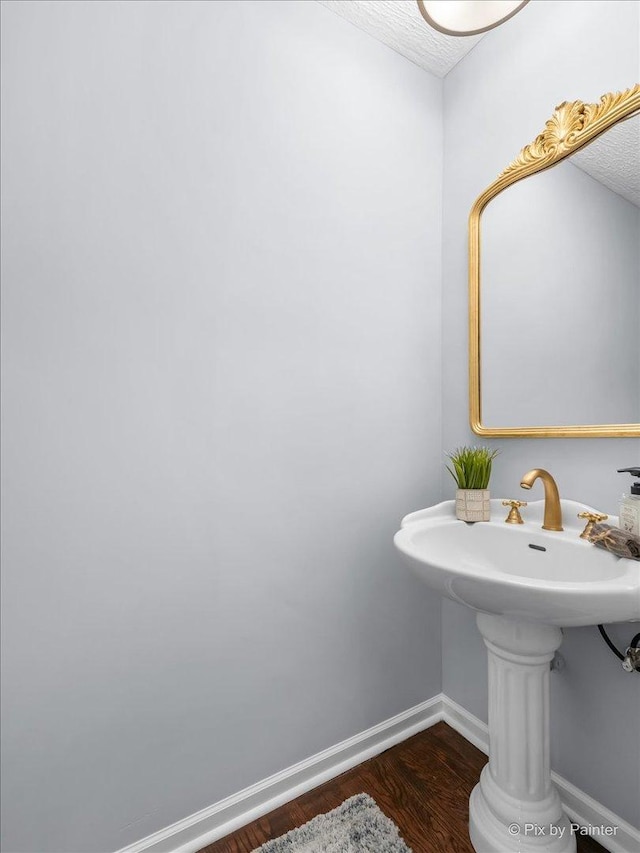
left=446, top=446, right=499, bottom=490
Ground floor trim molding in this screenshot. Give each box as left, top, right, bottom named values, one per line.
left=116, top=695, right=445, bottom=853
left=441, top=695, right=640, bottom=853
left=117, top=693, right=639, bottom=853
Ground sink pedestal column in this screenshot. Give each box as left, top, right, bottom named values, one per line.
left=469, top=614, right=575, bottom=853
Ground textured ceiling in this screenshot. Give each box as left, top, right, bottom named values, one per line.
left=571, top=116, right=640, bottom=208
left=315, top=0, right=483, bottom=77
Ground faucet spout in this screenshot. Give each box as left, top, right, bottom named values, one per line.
left=520, top=468, right=563, bottom=531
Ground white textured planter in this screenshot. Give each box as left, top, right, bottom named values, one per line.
left=456, top=489, right=491, bottom=522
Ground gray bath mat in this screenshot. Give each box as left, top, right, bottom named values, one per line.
left=252, top=793, right=412, bottom=852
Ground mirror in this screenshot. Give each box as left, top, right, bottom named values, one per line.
left=469, top=85, right=640, bottom=437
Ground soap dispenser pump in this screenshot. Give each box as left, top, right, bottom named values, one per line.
left=617, top=468, right=640, bottom=535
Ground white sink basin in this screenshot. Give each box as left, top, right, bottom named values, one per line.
left=394, top=498, right=640, bottom=627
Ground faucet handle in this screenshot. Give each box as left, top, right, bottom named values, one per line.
left=502, top=499, right=527, bottom=524
left=577, top=511, right=609, bottom=540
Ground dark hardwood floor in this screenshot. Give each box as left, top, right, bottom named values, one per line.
left=199, top=722, right=606, bottom=853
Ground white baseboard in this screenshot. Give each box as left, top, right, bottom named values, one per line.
left=440, top=695, right=640, bottom=853
left=116, top=694, right=445, bottom=853
left=117, top=692, right=639, bottom=853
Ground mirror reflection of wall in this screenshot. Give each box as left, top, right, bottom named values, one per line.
left=481, top=114, right=640, bottom=429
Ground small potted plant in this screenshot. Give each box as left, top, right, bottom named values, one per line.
left=446, top=446, right=499, bottom=522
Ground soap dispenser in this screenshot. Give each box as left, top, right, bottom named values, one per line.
left=617, top=468, right=640, bottom=535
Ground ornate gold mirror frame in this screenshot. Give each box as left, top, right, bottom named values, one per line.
left=469, top=84, right=640, bottom=438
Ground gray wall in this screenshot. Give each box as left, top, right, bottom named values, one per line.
left=0, top=2, right=444, bottom=851
left=442, top=0, right=640, bottom=828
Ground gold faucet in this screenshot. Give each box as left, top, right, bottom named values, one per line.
left=520, top=469, right=563, bottom=531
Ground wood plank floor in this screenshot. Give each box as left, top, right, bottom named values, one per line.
left=199, top=722, right=606, bottom=853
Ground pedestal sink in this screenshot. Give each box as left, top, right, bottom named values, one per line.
left=394, top=499, right=640, bottom=853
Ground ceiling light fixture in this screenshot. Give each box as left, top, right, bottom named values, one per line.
left=416, top=0, right=529, bottom=36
